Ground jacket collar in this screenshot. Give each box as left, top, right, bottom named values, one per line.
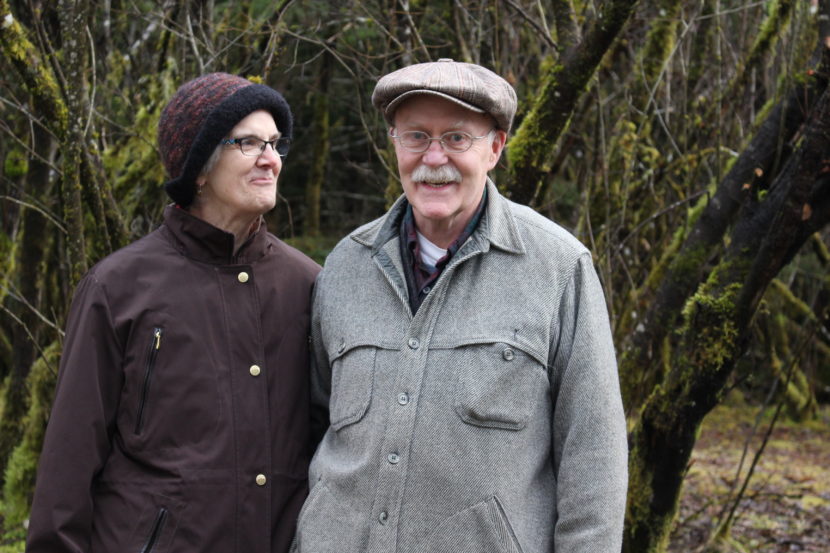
left=161, top=205, right=271, bottom=265
left=352, top=179, right=525, bottom=256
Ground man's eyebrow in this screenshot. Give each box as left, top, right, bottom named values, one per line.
left=398, top=119, right=470, bottom=130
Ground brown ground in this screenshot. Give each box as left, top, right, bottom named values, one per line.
left=667, top=401, right=830, bottom=552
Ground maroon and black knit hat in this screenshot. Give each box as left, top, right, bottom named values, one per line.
left=158, top=72, right=293, bottom=207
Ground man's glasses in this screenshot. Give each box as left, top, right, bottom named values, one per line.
left=222, top=136, right=291, bottom=157
left=389, top=130, right=493, bottom=153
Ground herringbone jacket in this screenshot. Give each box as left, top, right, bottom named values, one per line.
left=297, top=180, right=628, bottom=553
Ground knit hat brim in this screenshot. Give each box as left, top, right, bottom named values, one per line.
left=164, top=84, right=293, bottom=207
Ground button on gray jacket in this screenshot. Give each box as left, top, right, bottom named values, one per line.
left=298, top=181, right=628, bottom=553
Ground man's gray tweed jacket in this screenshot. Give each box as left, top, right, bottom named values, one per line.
left=296, top=180, right=628, bottom=553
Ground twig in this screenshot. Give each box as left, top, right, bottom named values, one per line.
left=0, top=196, right=67, bottom=234
left=185, top=11, right=205, bottom=73
left=0, top=304, right=61, bottom=377
left=712, top=320, right=818, bottom=538
left=84, top=24, right=96, bottom=136
left=615, top=189, right=708, bottom=251
left=398, top=0, right=431, bottom=60
left=502, top=0, right=557, bottom=50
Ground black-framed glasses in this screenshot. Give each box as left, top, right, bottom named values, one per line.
left=222, top=136, right=291, bottom=157
left=388, top=129, right=493, bottom=153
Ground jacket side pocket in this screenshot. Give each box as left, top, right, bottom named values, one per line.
left=420, top=495, right=525, bottom=553
left=127, top=495, right=181, bottom=553
left=139, top=507, right=168, bottom=553
left=294, top=479, right=368, bottom=553
left=135, top=327, right=163, bottom=434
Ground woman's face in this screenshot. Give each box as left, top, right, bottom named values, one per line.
left=195, top=110, right=282, bottom=222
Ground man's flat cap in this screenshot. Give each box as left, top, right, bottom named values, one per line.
left=372, top=58, right=517, bottom=132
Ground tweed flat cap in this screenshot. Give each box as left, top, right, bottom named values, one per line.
left=372, top=58, right=517, bottom=132
left=158, top=72, right=292, bottom=207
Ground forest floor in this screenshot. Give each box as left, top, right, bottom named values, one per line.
left=668, top=399, right=830, bottom=552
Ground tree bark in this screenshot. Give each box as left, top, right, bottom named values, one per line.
left=58, top=0, right=90, bottom=285
left=305, top=50, right=332, bottom=237
left=623, top=83, right=830, bottom=553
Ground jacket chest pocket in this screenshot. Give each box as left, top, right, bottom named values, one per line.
left=329, top=345, right=376, bottom=431
left=135, top=327, right=163, bottom=434
left=124, top=324, right=221, bottom=446
left=452, top=342, right=545, bottom=431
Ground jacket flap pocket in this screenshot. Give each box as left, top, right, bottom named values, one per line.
left=330, top=345, right=376, bottom=431
left=452, top=341, right=546, bottom=431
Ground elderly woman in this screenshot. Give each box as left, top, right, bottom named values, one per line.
left=26, top=73, right=320, bottom=553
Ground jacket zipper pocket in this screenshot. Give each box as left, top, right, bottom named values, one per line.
left=139, top=507, right=168, bottom=553
left=135, top=327, right=163, bottom=434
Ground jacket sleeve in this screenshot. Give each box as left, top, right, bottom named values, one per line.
left=308, top=273, right=331, bottom=450
left=26, top=274, right=124, bottom=553
left=549, top=252, right=628, bottom=552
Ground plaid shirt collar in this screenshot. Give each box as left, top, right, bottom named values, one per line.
left=399, top=188, right=487, bottom=312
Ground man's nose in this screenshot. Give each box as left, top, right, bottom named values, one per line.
left=421, top=139, right=448, bottom=165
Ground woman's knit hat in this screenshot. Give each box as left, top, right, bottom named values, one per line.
left=158, top=72, right=293, bottom=207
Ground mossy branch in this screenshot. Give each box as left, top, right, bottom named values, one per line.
left=506, top=0, right=641, bottom=205
left=723, top=0, right=794, bottom=107
left=0, top=0, right=68, bottom=137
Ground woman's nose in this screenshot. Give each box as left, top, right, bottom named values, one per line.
left=257, top=143, right=281, bottom=166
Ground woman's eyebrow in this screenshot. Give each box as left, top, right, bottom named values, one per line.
left=231, top=130, right=281, bottom=139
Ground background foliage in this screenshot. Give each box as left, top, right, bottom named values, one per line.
left=1, top=1, right=829, bottom=552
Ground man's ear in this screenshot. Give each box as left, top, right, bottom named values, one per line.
left=488, top=130, right=508, bottom=169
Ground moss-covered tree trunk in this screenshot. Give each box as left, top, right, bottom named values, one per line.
left=619, top=60, right=830, bottom=411
left=58, top=0, right=91, bottom=284
left=623, top=81, right=830, bottom=553
left=0, top=126, right=56, bottom=486
left=0, top=0, right=72, bottom=484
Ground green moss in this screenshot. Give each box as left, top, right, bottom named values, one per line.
left=101, top=83, right=167, bottom=232
left=3, top=149, right=27, bottom=179
left=0, top=11, right=68, bottom=134
left=1, top=342, right=60, bottom=530
left=0, top=529, right=25, bottom=553
left=668, top=245, right=709, bottom=286
left=633, top=0, right=681, bottom=108
left=507, top=58, right=571, bottom=174
left=507, top=83, right=556, bottom=171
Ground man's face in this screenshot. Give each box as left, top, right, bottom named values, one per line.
left=392, top=95, right=506, bottom=247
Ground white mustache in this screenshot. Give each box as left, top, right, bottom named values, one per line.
left=411, top=164, right=462, bottom=183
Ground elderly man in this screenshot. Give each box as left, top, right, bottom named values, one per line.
left=295, top=59, right=628, bottom=553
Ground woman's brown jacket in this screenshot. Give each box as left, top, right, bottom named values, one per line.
left=26, top=206, right=320, bottom=553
